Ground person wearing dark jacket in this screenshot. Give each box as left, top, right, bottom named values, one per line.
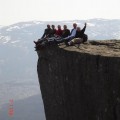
left=75, top=23, right=86, bottom=38
left=62, top=25, right=70, bottom=38
left=50, top=25, right=56, bottom=37
left=41, top=24, right=52, bottom=38
left=33, top=24, right=51, bottom=45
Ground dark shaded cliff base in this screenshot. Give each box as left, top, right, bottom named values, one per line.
left=37, top=40, right=120, bottom=120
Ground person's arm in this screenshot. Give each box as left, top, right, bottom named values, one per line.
left=81, top=23, right=87, bottom=33
left=41, top=29, right=46, bottom=39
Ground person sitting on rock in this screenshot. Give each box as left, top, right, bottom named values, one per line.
left=68, top=23, right=88, bottom=46
left=34, top=25, right=63, bottom=50
left=50, top=25, right=56, bottom=37
left=54, top=23, right=77, bottom=45
left=53, top=25, right=70, bottom=42
left=41, top=24, right=52, bottom=38
left=46, top=25, right=63, bottom=42
left=33, top=24, right=51, bottom=45
left=62, top=25, right=70, bottom=38
left=64, top=23, right=77, bottom=45
left=55, top=25, right=63, bottom=37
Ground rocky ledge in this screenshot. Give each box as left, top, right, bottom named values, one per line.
left=58, top=40, right=120, bottom=57
left=37, top=40, right=120, bottom=120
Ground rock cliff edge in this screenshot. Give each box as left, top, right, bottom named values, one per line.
left=37, top=40, right=120, bottom=120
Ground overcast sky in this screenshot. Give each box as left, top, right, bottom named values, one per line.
left=0, top=0, right=120, bottom=25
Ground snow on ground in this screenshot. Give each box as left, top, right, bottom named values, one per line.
left=6, top=26, right=20, bottom=31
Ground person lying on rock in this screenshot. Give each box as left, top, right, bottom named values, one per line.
left=68, top=23, right=88, bottom=46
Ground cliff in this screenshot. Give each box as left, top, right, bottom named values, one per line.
left=37, top=40, right=120, bottom=120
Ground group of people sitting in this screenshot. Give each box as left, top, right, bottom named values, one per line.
left=34, top=23, right=88, bottom=50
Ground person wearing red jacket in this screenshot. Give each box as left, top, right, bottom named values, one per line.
left=55, top=25, right=63, bottom=37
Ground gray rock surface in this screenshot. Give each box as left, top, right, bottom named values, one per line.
left=37, top=40, right=120, bottom=120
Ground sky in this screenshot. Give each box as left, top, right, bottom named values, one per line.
left=0, top=0, right=120, bottom=25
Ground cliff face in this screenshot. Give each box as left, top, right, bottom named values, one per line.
left=37, top=40, right=120, bottom=120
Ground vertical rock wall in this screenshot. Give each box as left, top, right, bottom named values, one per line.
left=37, top=45, right=120, bottom=120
